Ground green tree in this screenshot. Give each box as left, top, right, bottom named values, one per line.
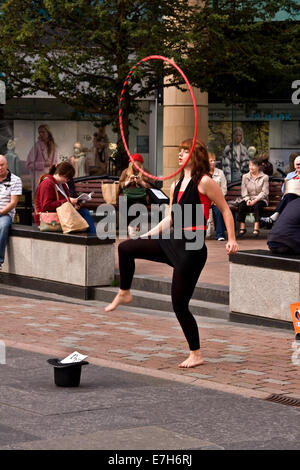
left=185, top=0, right=300, bottom=104
left=0, top=0, right=299, bottom=170
left=0, top=0, right=192, bottom=171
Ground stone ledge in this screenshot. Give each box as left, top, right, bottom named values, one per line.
left=229, top=249, right=300, bottom=273
left=10, top=224, right=114, bottom=245
left=230, top=311, right=293, bottom=330
left=230, top=250, right=299, bottom=324
left=0, top=274, right=93, bottom=300
left=2, top=225, right=115, bottom=290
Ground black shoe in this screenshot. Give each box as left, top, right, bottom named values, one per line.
left=260, top=217, right=274, bottom=229
left=237, top=228, right=247, bottom=238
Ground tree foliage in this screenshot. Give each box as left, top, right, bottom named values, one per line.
left=0, top=0, right=299, bottom=169
left=184, top=0, right=300, bottom=104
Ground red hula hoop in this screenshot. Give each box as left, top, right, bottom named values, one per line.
left=119, top=55, right=198, bottom=181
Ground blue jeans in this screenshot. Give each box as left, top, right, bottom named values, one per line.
left=77, top=207, right=96, bottom=234
left=0, top=215, right=12, bottom=264
left=212, top=205, right=226, bottom=239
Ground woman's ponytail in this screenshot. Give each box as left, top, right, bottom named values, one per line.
left=36, top=162, right=75, bottom=188
left=48, top=164, right=57, bottom=175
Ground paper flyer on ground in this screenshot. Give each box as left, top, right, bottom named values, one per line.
left=60, top=351, right=88, bottom=364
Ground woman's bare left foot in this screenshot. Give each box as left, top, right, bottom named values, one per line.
left=178, top=351, right=204, bottom=368
left=104, top=291, right=133, bottom=312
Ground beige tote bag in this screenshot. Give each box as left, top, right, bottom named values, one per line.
left=101, top=181, right=119, bottom=204
left=284, top=178, right=300, bottom=197
left=56, top=201, right=89, bottom=234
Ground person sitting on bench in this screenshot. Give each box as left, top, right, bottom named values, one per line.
left=267, top=197, right=300, bottom=255
left=261, top=155, right=300, bottom=229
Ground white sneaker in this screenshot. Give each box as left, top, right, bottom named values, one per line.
left=217, top=237, right=225, bottom=241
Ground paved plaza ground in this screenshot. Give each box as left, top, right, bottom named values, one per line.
left=0, top=236, right=299, bottom=451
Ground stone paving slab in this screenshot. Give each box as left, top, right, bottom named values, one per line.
left=6, top=426, right=221, bottom=451
left=0, top=347, right=299, bottom=450
left=0, top=293, right=299, bottom=400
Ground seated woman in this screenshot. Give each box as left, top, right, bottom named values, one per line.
left=261, top=155, right=300, bottom=229
left=237, top=157, right=269, bottom=238
left=34, top=162, right=96, bottom=233
left=119, top=153, right=153, bottom=235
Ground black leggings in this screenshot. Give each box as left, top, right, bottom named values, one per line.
left=236, top=200, right=267, bottom=223
left=118, top=238, right=207, bottom=351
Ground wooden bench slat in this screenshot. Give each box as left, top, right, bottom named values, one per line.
left=73, top=177, right=119, bottom=210
left=225, top=179, right=284, bottom=217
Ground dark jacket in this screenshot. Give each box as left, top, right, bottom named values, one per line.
left=267, top=197, right=300, bottom=254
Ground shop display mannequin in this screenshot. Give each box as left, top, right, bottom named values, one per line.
left=69, top=142, right=89, bottom=177
left=5, top=139, right=21, bottom=177
left=93, top=129, right=109, bottom=175
left=26, top=124, right=58, bottom=191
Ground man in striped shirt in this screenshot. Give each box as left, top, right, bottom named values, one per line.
left=0, top=155, right=22, bottom=268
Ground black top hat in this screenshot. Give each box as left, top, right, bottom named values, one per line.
left=47, top=358, right=89, bottom=387
left=47, top=358, right=89, bottom=368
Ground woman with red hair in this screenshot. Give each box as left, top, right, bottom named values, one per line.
left=105, top=140, right=238, bottom=368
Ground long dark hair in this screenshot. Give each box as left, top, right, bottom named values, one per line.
left=179, top=138, right=210, bottom=185
left=38, top=161, right=75, bottom=186
left=50, top=162, right=75, bottom=179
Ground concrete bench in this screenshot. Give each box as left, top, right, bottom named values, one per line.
left=229, top=249, right=298, bottom=328
left=1, top=225, right=115, bottom=299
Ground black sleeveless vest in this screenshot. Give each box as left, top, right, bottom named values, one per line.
left=158, top=177, right=208, bottom=277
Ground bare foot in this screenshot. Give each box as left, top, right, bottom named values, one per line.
left=104, top=291, right=133, bottom=312
left=178, top=350, right=204, bottom=368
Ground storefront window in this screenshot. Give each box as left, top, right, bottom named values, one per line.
left=0, top=96, right=156, bottom=195
left=208, top=102, right=300, bottom=183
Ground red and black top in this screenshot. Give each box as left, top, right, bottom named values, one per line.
left=158, top=176, right=211, bottom=277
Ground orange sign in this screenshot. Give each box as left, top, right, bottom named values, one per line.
left=290, top=302, right=300, bottom=335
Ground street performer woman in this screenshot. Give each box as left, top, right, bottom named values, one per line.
left=105, top=139, right=239, bottom=368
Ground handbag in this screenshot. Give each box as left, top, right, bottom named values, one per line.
left=284, top=178, right=300, bottom=197
left=39, top=212, right=62, bottom=232
left=56, top=201, right=89, bottom=234
left=101, top=181, right=119, bottom=204
left=123, top=186, right=147, bottom=201
left=37, top=181, right=62, bottom=232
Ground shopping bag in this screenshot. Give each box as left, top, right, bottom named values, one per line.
left=284, top=179, right=300, bottom=197
left=39, top=212, right=62, bottom=232
left=56, top=201, right=89, bottom=234
left=101, top=181, right=119, bottom=204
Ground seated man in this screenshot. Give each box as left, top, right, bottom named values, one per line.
left=261, top=154, right=300, bottom=228
left=267, top=197, right=300, bottom=255
left=0, top=155, right=22, bottom=268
